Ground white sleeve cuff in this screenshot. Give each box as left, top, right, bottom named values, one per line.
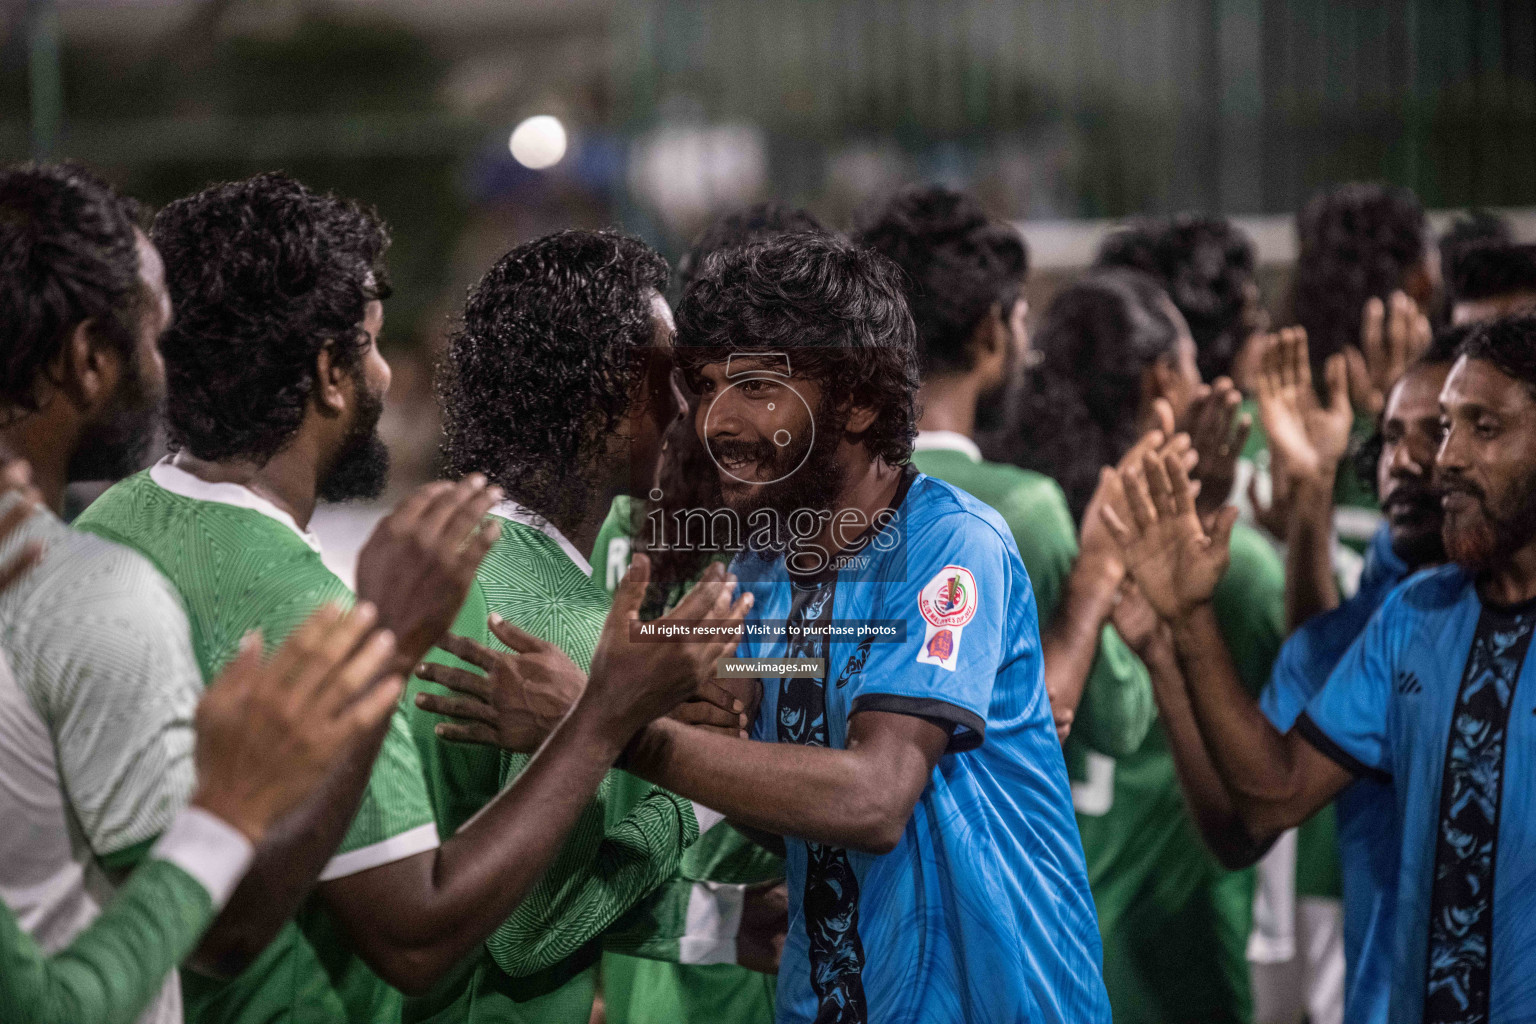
left=691, top=802, right=727, bottom=835
left=678, top=881, right=745, bottom=965
left=149, top=806, right=256, bottom=910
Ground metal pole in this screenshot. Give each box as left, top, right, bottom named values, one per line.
left=26, top=0, right=62, bottom=161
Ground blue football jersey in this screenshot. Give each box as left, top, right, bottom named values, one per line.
left=1301, top=565, right=1536, bottom=1024
left=732, top=471, right=1109, bottom=1024
left=1259, top=524, right=1407, bottom=1024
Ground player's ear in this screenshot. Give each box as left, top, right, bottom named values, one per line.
left=844, top=398, right=879, bottom=434
left=313, top=342, right=349, bottom=416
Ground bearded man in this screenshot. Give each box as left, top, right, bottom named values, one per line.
left=1098, top=313, right=1536, bottom=1024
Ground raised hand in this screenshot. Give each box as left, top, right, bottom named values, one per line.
left=1079, top=400, right=1193, bottom=578
left=413, top=613, right=587, bottom=752
left=1183, top=378, right=1251, bottom=516
left=1101, top=451, right=1237, bottom=624
left=1254, top=327, right=1353, bottom=483
left=355, top=475, right=503, bottom=672
left=586, top=555, right=754, bottom=741
left=1348, top=290, right=1431, bottom=416
left=192, top=603, right=401, bottom=843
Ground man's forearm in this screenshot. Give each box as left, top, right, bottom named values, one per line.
left=321, top=700, right=631, bottom=995
left=1041, top=557, right=1120, bottom=740
left=1283, top=470, right=1340, bottom=632
left=1170, top=604, right=1312, bottom=838
left=186, top=716, right=390, bottom=978
left=1142, top=640, right=1267, bottom=868
left=624, top=716, right=934, bottom=856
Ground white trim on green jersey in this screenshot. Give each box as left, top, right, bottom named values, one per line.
left=150, top=807, right=255, bottom=910
left=913, top=429, right=983, bottom=462
left=0, top=505, right=204, bottom=1024
left=316, top=822, right=440, bottom=882
left=137, top=464, right=441, bottom=881
left=150, top=458, right=322, bottom=552
left=489, top=499, right=592, bottom=576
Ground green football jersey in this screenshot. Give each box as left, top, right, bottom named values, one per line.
left=401, top=502, right=698, bottom=1024
left=912, top=434, right=1156, bottom=758
left=587, top=496, right=781, bottom=1024
left=1069, top=522, right=1285, bottom=1024
left=76, top=462, right=441, bottom=1024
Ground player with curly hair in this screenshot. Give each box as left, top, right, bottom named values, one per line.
left=407, top=228, right=771, bottom=1024
left=75, top=175, right=743, bottom=1024
left=590, top=206, right=830, bottom=1024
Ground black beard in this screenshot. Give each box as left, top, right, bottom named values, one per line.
left=318, top=384, right=389, bottom=503
left=1382, top=481, right=1446, bottom=567
left=67, top=352, right=163, bottom=483
left=1441, top=471, right=1536, bottom=572
left=711, top=411, right=845, bottom=557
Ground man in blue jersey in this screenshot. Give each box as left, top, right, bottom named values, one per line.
left=1100, top=313, right=1536, bottom=1022
left=438, top=233, right=1110, bottom=1022
left=1159, top=330, right=1456, bottom=1023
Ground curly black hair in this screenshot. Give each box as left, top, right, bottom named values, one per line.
left=675, top=232, right=920, bottom=468
left=675, top=201, right=828, bottom=295
left=1002, top=268, right=1179, bottom=522
left=1291, top=182, right=1427, bottom=372
left=439, top=229, right=669, bottom=517
left=1447, top=242, right=1536, bottom=303
left=1096, top=214, right=1257, bottom=382
left=1457, top=313, right=1536, bottom=399
left=150, top=172, right=390, bottom=463
left=0, top=163, right=144, bottom=414
left=852, top=185, right=1028, bottom=376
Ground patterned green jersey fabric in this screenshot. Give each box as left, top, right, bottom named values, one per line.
left=75, top=464, right=440, bottom=1024
left=588, top=496, right=781, bottom=1024
left=1071, top=523, right=1286, bottom=1024
left=0, top=858, right=212, bottom=1024
left=401, top=505, right=697, bottom=1024
left=912, top=437, right=1156, bottom=757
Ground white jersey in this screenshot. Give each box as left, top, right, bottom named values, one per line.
left=0, top=501, right=202, bottom=1024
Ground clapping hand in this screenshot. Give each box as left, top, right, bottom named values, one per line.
left=1100, top=450, right=1237, bottom=624
left=1254, top=327, right=1352, bottom=483
left=1346, top=291, right=1431, bottom=417
left=1183, top=378, right=1251, bottom=516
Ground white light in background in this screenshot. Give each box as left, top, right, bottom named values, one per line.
left=629, top=124, right=768, bottom=230
left=509, top=115, right=567, bottom=169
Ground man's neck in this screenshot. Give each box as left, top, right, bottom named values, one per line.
left=514, top=473, right=613, bottom=566
left=916, top=373, right=982, bottom=438
left=1478, top=540, right=1536, bottom=608
left=171, top=447, right=320, bottom=531
left=3, top=411, right=77, bottom=514
left=541, top=498, right=610, bottom=568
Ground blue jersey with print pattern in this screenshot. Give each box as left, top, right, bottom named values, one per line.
left=734, top=472, right=1108, bottom=1024
left=1300, top=565, right=1536, bottom=1024
left=1259, top=524, right=1407, bottom=1024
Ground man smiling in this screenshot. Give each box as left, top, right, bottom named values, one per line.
left=434, top=233, right=1111, bottom=1023
left=1100, top=314, right=1536, bottom=1021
